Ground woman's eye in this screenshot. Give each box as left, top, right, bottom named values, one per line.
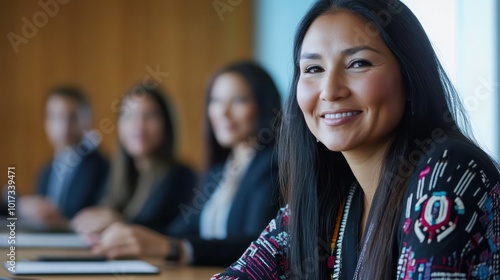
left=234, top=97, right=248, bottom=104
left=304, top=66, right=323, bottom=73
left=118, top=109, right=129, bottom=120
left=144, top=112, right=160, bottom=120
left=349, top=60, right=372, bottom=68
left=209, top=97, right=220, bottom=104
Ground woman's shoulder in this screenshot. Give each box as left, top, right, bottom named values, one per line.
left=413, top=136, right=498, bottom=182
left=169, top=161, right=197, bottom=175
left=402, top=136, right=499, bottom=230
left=155, top=161, right=197, bottom=186
left=247, top=144, right=278, bottom=175
left=397, top=138, right=499, bottom=278
left=401, top=136, right=498, bottom=226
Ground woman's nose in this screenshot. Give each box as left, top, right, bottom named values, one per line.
left=320, top=70, right=350, bottom=102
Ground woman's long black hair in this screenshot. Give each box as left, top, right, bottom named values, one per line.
left=204, top=61, right=282, bottom=168
left=278, top=0, right=475, bottom=278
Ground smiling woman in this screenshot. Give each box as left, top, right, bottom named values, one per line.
left=297, top=12, right=406, bottom=155
left=212, top=0, right=500, bottom=279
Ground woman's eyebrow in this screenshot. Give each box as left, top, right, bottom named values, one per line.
left=300, top=45, right=381, bottom=61
left=300, top=52, right=322, bottom=60
left=342, top=45, right=381, bottom=56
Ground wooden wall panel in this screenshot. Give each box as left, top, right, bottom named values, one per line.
left=0, top=0, right=253, bottom=194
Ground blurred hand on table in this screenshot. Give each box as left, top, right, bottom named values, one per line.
left=71, top=206, right=122, bottom=234
left=90, top=222, right=175, bottom=260
left=19, top=196, right=66, bottom=224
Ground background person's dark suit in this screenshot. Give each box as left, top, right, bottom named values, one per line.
left=36, top=149, right=109, bottom=219
left=168, top=145, right=280, bottom=266
left=129, top=163, right=198, bottom=233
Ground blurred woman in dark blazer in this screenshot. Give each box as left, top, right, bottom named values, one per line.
left=72, top=85, right=196, bottom=234
left=89, top=61, right=282, bottom=267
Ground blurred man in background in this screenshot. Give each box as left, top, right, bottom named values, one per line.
left=19, top=86, right=109, bottom=224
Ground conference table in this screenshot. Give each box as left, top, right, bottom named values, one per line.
left=0, top=218, right=224, bottom=279
left=0, top=248, right=224, bottom=279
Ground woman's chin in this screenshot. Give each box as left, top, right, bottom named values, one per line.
left=319, top=141, right=351, bottom=153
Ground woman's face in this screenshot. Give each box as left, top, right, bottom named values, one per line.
left=297, top=12, right=406, bottom=153
left=118, top=94, right=165, bottom=158
left=208, top=72, right=257, bottom=148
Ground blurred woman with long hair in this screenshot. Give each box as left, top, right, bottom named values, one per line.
left=72, top=85, right=196, bottom=234
left=87, top=61, right=283, bottom=266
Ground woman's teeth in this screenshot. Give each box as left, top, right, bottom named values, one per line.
left=323, top=111, right=360, bottom=119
